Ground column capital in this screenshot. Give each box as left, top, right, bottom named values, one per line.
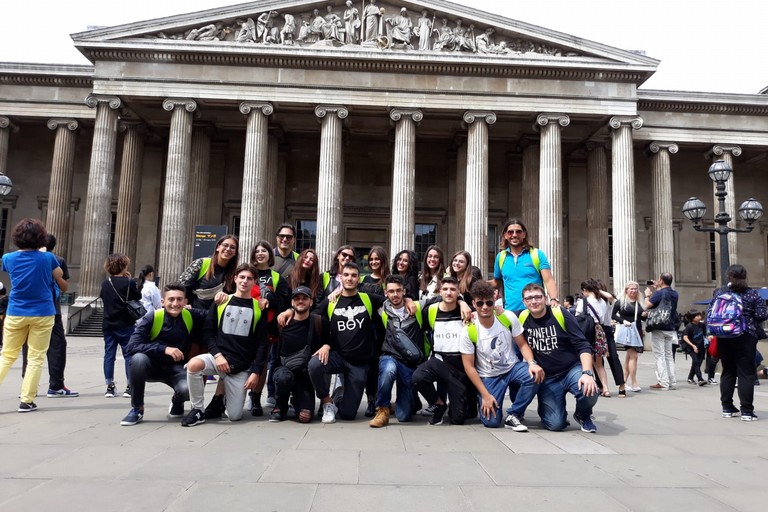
left=585, top=140, right=609, bottom=152
left=517, top=135, right=540, bottom=152
left=0, top=116, right=19, bottom=132
left=315, top=105, right=348, bottom=119
left=117, top=121, right=147, bottom=133
left=47, top=118, right=79, bottom=131
left=648, top=141, right=679, bottom=154
left=463, top=111, right=496, bottom=125
left=239, top=101, right=274, bottom=116
left=85, top=94, right=121, bottom=110
left=389, top=108, right=423, bottom=123
left=162, top=98, right=197, bottom=113
left=608, top=116, right=643, bottom=130
left=536, top=113, right=570, bottom=128
left=706, top=144, right=741, bottom=158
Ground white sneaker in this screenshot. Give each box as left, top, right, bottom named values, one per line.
left=321, top=402, right=338, bottom=424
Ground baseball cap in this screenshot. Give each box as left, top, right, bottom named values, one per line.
left=292, top=286, right=312, bottom=298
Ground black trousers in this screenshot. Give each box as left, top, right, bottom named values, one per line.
left=687, top=348, right=705, bottom=382
left=719, top=334, right=758, bottom=414
left=412, top=356, right=470, bottom=425
left=308, top=352, right=368, bottom=420
left=603, top=326, right=625, bottom=387
left=273, top=365, right=315, bottom=415
left=128, top=353, right=188, bottom=409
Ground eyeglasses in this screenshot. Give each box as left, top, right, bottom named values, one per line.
left=506, top=229, right=524, bottom=235
left=220, top=243, right=237, bottom=250
left=277, top=234, right=294, bottom=240
left=340, top=252, right=355, bottom=259
left=523, top=294, right=545, bottom=302
left=474, top=300, right=495, bottom=308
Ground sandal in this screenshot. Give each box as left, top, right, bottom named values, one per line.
left=618, top=389, right=627, bottom=398
left=601, top=390, right=611, bottom=398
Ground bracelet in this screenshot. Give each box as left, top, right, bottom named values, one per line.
left=526, top=359, right=538, bottom=366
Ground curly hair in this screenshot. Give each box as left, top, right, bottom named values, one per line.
left=392, top=249, right=420, bottom=279
left=11, top=218, right=47, bottom=250
left=104, top=253, right=130, bottom=276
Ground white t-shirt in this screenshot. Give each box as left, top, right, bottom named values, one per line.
left=460, top=311, right=524, bottom=378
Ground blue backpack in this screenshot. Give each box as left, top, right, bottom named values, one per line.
left=706, top=291, right=746, bottom=338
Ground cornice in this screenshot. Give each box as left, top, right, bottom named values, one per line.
left=0, top=62, right=94, bottom=88
left=638, top=89, right=768, bottom=116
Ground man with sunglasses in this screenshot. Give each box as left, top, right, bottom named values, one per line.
left=493, top=219, right=559, bottom=312
left=517, top=283, right=599, bottom=432
left=460, top=281, right=544, bottom=430
left=273, top=224, right=300, bottom=280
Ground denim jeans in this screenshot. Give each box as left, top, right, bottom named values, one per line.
left=103, top=324, right=135, bottom=386
left=537, top=364, right=598, bottom=431
left=477, top=362, right=538, bottom=428
left=375, top=355, right=415, bottom=422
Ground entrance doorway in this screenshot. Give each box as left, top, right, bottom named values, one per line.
left=346, top=225, right=388, bottom=275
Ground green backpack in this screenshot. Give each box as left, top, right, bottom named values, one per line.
left=216, top=295, right=262, bottom=332
left=149, top=309, right=193, bottom=340
left=498, top=247, right=541, bottom=274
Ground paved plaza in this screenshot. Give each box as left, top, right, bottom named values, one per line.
left=0, top=336, right=766, bottom=512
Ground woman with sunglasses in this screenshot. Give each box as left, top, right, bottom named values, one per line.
left=319, top=245, right=357, bottom=303
left=178, top=235, right=239, bottom=310
left=391, top=249, right=420, bottom=301
left=449, top=250, right=482, bottom=306
left=419, top=245, right=445, bottom=300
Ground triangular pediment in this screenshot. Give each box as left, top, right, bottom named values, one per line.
left=72, top=0, right=657, bottom=81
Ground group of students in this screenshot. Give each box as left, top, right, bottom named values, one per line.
left=99, top=221, right=605, bottom=433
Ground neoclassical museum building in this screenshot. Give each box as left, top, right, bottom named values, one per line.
left=1, top=0, right=767, bottom=306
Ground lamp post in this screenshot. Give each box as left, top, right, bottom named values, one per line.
left=0, top=172, right=12, bottom=197
left=682, top=159, right=763, bottom=285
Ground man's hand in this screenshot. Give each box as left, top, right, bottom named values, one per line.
left=214, top=353, right=231, bottom=373
left=258, top=298, right=269, bottom=311
left=164, top=347, right=184, bottom=362
left=327, top=288, right=342, bottom=302
left=405, top=298, right=417, bottom=316
left=528, top=363, right=545, bottom=384
left=277, top=308, right=295, bottom=327
left=459, top=301, right=474, bottom=323
left=214, top=291, right=228, bottom=305
left=479, top=393, right=498, bottom=420
left=578, top=374, right=598, bottom=396
left=244, top=372, right=260, bottom=390
left=692, top=346, right=699, bottom=354
left=313, top=344, right=331, bottom=365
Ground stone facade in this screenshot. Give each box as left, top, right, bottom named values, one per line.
left=1, top=0, right=767, bottom=307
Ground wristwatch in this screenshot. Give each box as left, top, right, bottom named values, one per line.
left=526, top=359, right=538, bottom=366
left=582, top=370, right=594, bottom=378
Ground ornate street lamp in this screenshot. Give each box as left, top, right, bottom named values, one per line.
left=682, top=160, right=763, bottom=285
left=0, top=173, right=12, bottom=197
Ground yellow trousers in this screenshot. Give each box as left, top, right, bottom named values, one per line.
left=0, top=315, right=54, bottom=403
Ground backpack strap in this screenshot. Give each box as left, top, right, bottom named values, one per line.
left=217, top=295, right=262, bottom=333
left=468, top=312, right=515, bottom=344
left=322, top=272, right=331, bottom=290
left=518, top=306, right=566, bottom=331
left=381, top=310, right=388, bottom=328
left=327, top=293, right=373, bottom=320
left=530, top=248, right=541, bottom=274
left=150, top=309, right=194, bottom=340
left=498, top=250, right=506, bottom=271
left=197, top=257, right=212, bottom=280
left=270, top=269, right=280, bottom=289
left=427, top=303, right=439, bottom=330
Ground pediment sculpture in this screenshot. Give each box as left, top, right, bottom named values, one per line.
left=152, top=1, right=580, bottom=57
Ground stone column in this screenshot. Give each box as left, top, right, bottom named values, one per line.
left=463, top=111, right=496, bottom=275
left=265, top=131, right=280, bottom=237
left=649, top=141, right=678, bottom=278
left=520, top=137, right=540, bottom=237
left=315, top=105, right=348, bottom=270
left=586, top=141, right=610, bottom=284
left=710, top=145, right=741, bottom=264
left=186, top=128, right=212, bottom=263
left=453, top=136, right=467, bottom=254
left=388, top=108, right=422, bottom=255
left=112, top=122, right=146, bottom=272
left=158, top=98, right=196, bottom=285
left=238, top=102, right=273, bottom=263
left=0, top=116, right=18, bottom=176
left=536, top=113, right=569, bottom=294
left=78, top=95, right=121, bottom=300
left=45, top=119, right=79, bottom=258
left=609, top=116, right=643, bottom=294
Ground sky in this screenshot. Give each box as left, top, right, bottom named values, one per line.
left=1, top=0, right=766, bottom=94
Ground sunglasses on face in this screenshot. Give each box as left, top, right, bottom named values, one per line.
left=474, top=300, right=494, bottom=308
left=277, top=234, right=294, bottom=240
left=506, top=229, right=524, bottom=235
left=340, top=252, right=355, bottom=259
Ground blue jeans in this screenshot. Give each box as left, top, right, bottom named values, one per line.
left=537, top=364, right=598, bottom=431
left=375, top=355, right=415, bottom=422
left=477, top=362, right=538, bottom=428
left=103, top=325, right=135, bottom=386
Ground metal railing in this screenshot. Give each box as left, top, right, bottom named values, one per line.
left=66, top=296, right=103, bottom=335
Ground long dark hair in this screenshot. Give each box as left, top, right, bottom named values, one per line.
left=291, top=249, right=320, bottom=297
left=500, top=218, right=532, bottom=251
left=331, top=245, right=355, bottom=274
left=250, top=240, right=276, bottom=268
left=726, top=264, right=749, bottom=293
left=208, top=235, right=239, bottom=291
left=449, top=250, right=474, bottom=294
left=368, top=245, right=390, bottom=281
left=419, top=245, right=445, bottom=292
left=392, top=249, right=420, bottom=279
left=137, top=265, right=154, bottom=288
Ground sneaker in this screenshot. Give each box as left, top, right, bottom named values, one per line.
left=250, top=391, right=264, bottom=417
left=120, top=407, right=144, bottom=426
left=47, top=387, right=79, bottom=397
left=204, top=394, right=226, bottom=419
left=369, top=406, right=390, bottom=428
left=741, top=413, right=758, bottom=422
left=168, top=394, right=185, bottom=418
left=181, top=408, right=205, bottom=427
left=698, top=380, right=707, bottom=387
left=269, top=408, right=286, bottom=422
left=321, top=402, right=338, bottom=424
left=420, top=403, right=437, bottom=416
left=573, top=412, right=597, bottom=433
left=708, top=378, right=718, bottom=384
left=18, top=402, right=38, bottom=413
left=687, top=379, right=695, bottom=385
left=105, top=384, right=116, bottom=398
left=629, top=386, right=642, bottom=392
left=504, top=414, right=529, bottom=432
left=722, top=408, right=740, bottom=418
left=429, top=403, right=448, bottom=425
left=265, top=395, right=276, bottom=408
left=122, top=386, right=132, bottom=398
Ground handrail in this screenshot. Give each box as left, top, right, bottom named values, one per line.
left=66, top=296, right=103, bottom=335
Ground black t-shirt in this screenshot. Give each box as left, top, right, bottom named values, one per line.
left=521, top=307, right=593, bottom=377
left=317, top=292, right=384, bottom=364
left=682, top=322, right=705, bottom=350
left=278, top=314, right=325, bottom=357
left=203, top=295, right=268, bottom=374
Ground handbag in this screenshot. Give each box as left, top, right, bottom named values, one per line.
left=615, top=301, right=644, bottom=348
left=108, top=277, right=147, bottom=322
left=388, top=327, right=423, bottom=366
left=645, top=292, right=675, bottom=332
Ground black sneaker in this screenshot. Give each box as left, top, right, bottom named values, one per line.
left=250, top=391, right=264, bottom=417
left=204, top=394, right=226, bottom=419
left=504, top=413, right=529, bottom=432
left=573, top=412, right=597, bottom=433
left=420, top=403, right=437, bottom=416
left=429, top=403, right=448, bottom=425
left=122, top=386, right=132, bottom=398
left=269, top=408, right=286, bottom=422
left=364, top=396, right=376, bottom=418
left=181, top=408, right=205, bottom=427
left=168, top=394, right=185, bottom=418
left=18, top=402, right=38, bottom=413
left=121, top=407, right=144, bottom=426
left=722, top=407, right=740, bottom=418
left=105, top=384, right=116, bottom=398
